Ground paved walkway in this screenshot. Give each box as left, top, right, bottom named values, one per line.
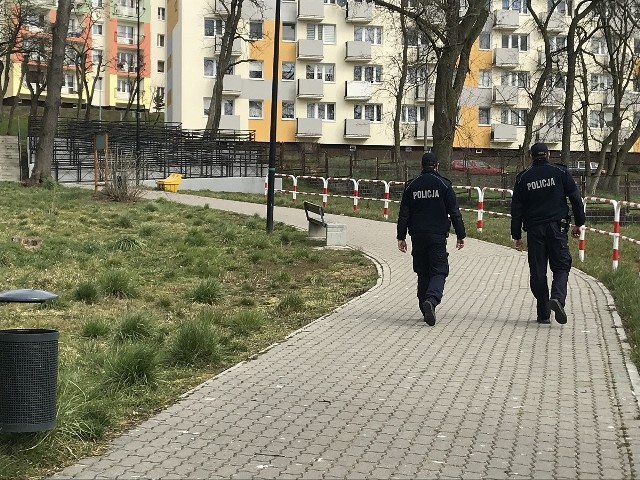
left=54, top=191, right=640, bottom=479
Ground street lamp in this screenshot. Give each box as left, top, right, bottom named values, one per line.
left=135, top=0, right=142, bottom=182
left=266, top=0, right=282, bottom=234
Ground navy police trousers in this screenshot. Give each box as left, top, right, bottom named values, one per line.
left=410, top=232, right=449, bottom=311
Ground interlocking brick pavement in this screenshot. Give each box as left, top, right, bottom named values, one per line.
left=52, top=192, right=640, bottom=479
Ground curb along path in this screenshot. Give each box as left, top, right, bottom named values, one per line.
left=54, top=191, right=640, bottom=479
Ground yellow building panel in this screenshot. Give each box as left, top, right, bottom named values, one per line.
left=249, top=100, right=272, bottom=142
left=454, top=106, right=491, bottom=148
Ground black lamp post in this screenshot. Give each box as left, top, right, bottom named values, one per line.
left=135, top=0, right=141, bottom=181
left=266, top=0, right=282, bottom=234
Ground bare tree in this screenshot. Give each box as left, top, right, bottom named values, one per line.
left=371, top=0, right=489, bottom=166
left=28, top=0, right=73, bottom=185
left=204, top=0, right=265, bottom=133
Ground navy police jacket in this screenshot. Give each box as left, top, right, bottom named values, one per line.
left=397, top=168, right=466, bottom=240
left=510, top=159, right=586, bottom=240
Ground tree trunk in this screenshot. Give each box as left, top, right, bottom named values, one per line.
left=392, top=10, right=410, bottom=179
left=28, top=0, right=73, bottom=185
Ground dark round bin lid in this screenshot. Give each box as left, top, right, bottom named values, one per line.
left=0, top=289, right=58, bottom=303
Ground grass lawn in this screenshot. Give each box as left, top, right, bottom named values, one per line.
left=0, top=182, right=377, bottom=480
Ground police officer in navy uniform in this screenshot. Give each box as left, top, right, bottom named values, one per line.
left=397, top=152, right=465, bottom=326
left=510, top=143, right=585, bottom=324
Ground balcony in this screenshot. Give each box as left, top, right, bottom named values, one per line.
left=116, top=61, right=138, bottom=73
left=219, top=114, right=240, bottom=130
left=61, top=86, right=77, bottom=96
left=297, top=79, right=324, bottom=99
left=543, top=11, right=566, bottom=33
left=416, top=45, right=437, bottom=64
left=415, top=84, right=435, bottom=102
left=540, top=87, right=564, bottom=106
left=346, top=0, right=373, bottom=23
left=297, top=39, right=323, bottom=60
left=114, top=5, right=137, bottom=17
left=114, top=88, right=132, bottom=100
left=116, top=35, right=136, bottom=46
left=492, top=85, right=519, bottom=105
left=538, top=49, right=568, bottom=67
left=491, top=123, right=518, bottom=142
left=213, top=0, right=228, bottom=16
left=494, top=48, right=519, bottom=68
left=214, top=37, right=242, bottom=56
left=345, top=81, right=371, bottom=100
left=415, top=121, right=434, bottom=139
left=493, top=9, right=519, bottom=30
left=344, top=119, right=371, bottom=138
left=298, top=0, right=324, bottom=21
left=222, top=75, right=242, bottom=96
left=539, top=126, right=562, bottom=143
left=345, top=41, right=372, bottom=62
left=296, top=118, right=323, bottom=138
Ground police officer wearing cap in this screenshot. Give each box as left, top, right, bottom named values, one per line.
left=510, top=143, right=585, bottom=324
left=397, top=152, right=465, bottom=326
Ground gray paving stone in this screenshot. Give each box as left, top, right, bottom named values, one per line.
left=50, top=193, right=640, bottom=480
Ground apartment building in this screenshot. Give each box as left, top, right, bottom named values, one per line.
left=165, top=0, right=640, bottom=156
left=4, top=0, right=166, bottom=114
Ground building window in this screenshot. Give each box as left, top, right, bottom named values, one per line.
left=354, top=65, right=382, bottom=83
left=501, top=71, right=529, bottom=88
left=204, top=58, right=216, bottom=77
left=223, top=99, right=234, bottom=116
left=479, top=69, right=492, bottom=88
left=502, top=0, right=527, bottom=13
left=117, top=25, right=135, bottom=44
left=550, top=35, right=566, bottom=51
left=546, top=72, right=566, bottom=88
left=283, top=22, right=296, bottom=41
left=306, top=63, right=335, bottom=82
left=204, top=18, right=223, bottom=37
left=157, top=61, right=165, bottom=73
left=92, top=0, right=103, bottom=7
left=324, top=0, right=336, bottom=3
left=282, top=62, right=295, bottom=80
left=117, top=79, right=132, bottom=93
left=157, top=34, right=165, bottom=47
left=479, top=32, right=491, bottom=50
left=307, top=24, right=336, bottom=44
left=354, top=104, right=383, bottom=122
left=249, top=21, right=263, bottom=40
left=502, top=33, right=528, bottom=51
left=249, top=61, right=263, bottom=79
left=479, top=107, right=490, bottom=125
left=401, top=105, right=425, bottom=123
left=249, top=100, right=263, bottom=118
left=158, top=7, right=165, bottom=20
left=282, top=101, right=295, bottom=119
left=307, top=103, right=335, bottom=120
left=552, top=0, right=571, bottom=15
left=92, top=49, right=103, bottom=66
left=546, top=109, right=563, bottom=127
left=634, top=38, right=640, bottom=55
left=590, top=73, right=612, bottom=91
left=589, top=110, right=612, bottom=128
left=92, top=22, right=103, bottom=35
left=354, top=26, right=383, bottom=44
left=591, top=37, right=607, bottom=55
left=501, top=108, right=527, bottom=126
left=203, top=97, right=211, bottom=116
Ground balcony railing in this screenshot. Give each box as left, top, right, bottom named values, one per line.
left=345, top=41, right=372, bottom=62
left=345, top=81, right=371, bottom=100
left=298, top=0, right=324, bottom=21
left=219, top=114, right=241, bottom=130
left=297, top=79, right=324, bottom=99
left=222, top=75, right=242, bottom=96
left=493, top=9, right=519, bottom=30
left=296, top=118, right=323, bottom=138
left=491, top=123, right=518, bottom=142
left=297, top=39, right=324, bottom=60
left=114, top=5, right=137, bottom=17
left=494, top=48, right=519, bottom=68
left=344, top=119, right=370, bottom=138
left=415, top=84, right=435, bottom=102
left=346, top=0, right=373, bottom=23
left=492, top=85, right=519, bottom=105
left=415, top=120, right=434, bottom=139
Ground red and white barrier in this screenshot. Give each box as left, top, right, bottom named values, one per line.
left=359, top=179, right=391, bottom=219
left=328, top=177, right=359, bottom=211
left=453, top=186, right=483, bottom=232
left=298, top=175, right=328, bottom=207
left=584, top=197, right=621, bottom=270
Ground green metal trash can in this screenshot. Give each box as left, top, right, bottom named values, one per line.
left=0, top=289, right=59, bottom=433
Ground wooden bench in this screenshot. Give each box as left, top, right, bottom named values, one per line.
left=155, top=173, right=183, bottom=193
left=303, top=201, right=347, bottom=246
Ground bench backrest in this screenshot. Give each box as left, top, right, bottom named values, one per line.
left=303, top=201, right=326, bottom=226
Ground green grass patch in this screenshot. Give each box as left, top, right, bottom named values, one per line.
left=0, top=182, right=377, bottom=479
